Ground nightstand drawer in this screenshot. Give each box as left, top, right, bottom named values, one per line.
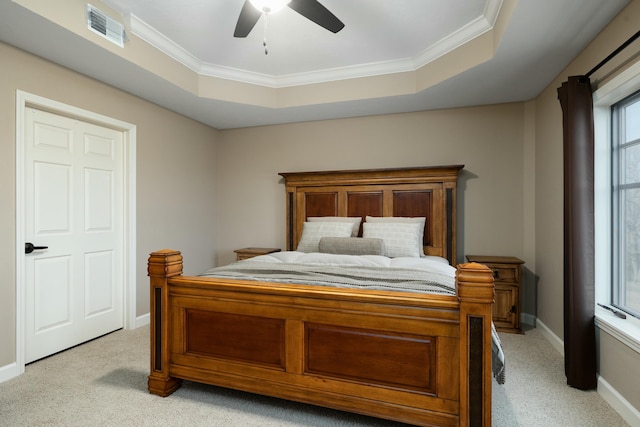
left=489, top=265, right=519, bottom=283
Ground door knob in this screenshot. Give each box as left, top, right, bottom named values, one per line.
left=25, top=242, right=48, bottom=254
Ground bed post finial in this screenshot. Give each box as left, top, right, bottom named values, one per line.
left=148, top=250, right=183, bottom=397
left=456, top=262, right=494, bottom=427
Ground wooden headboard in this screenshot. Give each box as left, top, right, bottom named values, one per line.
left=279, top=165, right=464, bottom=265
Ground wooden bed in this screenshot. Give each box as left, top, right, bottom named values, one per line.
left=147, top=165, right=495, bottom=426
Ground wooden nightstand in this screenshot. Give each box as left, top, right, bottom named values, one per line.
left=465, top=255, right=525, bottom=334
left=234, top=247, right=281, bottom=261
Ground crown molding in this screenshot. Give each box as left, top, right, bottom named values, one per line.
left=127, top=0, right=504, bottom=88
left=127, top=13, right=202, bottom=72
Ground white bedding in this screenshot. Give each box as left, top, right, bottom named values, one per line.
left=248, top=251, right=454, bottom=274
left=203, top=251, right=455, bottom=295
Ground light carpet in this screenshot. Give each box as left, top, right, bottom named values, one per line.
left=0, top=325, right=630, bottom=426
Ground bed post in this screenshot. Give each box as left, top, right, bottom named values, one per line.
left=285, top=189, right=295, bottom=251
left=456, top=262, right=495, bottom=427
left=147, top=249, right=183, bottom=397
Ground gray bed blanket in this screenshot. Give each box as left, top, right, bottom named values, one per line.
left=201, top=262, right=456, bottom=294
left=200, top=261, right=505, bottom=385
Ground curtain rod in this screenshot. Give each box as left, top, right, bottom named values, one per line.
left=585, top=29, right=640, bottom=78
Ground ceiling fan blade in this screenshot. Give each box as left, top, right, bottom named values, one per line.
left=234, top=0, right=262, bottom=38
left=287, top=0, right=345, bottom=33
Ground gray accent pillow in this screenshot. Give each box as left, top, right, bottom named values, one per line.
left=318, top=237, right=385, bottom=256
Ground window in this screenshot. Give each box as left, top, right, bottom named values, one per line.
left=612, top=91, right=640, bottom=319
left=594, top=60, right=640, bottom=352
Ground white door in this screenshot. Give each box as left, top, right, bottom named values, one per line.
left=24, top=107, right=124, bottom=363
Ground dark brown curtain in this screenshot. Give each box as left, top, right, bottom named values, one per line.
left=557, top=76, right=597, bottom=390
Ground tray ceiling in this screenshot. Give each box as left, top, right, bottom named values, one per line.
left=0, top=0, right=630, bottom=129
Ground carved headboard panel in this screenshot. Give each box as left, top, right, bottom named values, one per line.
left=279, top=165, right=463, bottom=265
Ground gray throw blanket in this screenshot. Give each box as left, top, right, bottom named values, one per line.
left=202, top=261, right=456, bottom=294
left=201, top=260, right=505, bottom=384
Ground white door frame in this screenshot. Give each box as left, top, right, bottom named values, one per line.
left=15, top=90, right=136, bottom=376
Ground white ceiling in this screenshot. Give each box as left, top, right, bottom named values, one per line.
left=0, top=0, right=630, bottom=129
left=104, top=0, right=489, bottom=81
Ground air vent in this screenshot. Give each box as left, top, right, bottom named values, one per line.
left=87, top=4, right=125, bottom=47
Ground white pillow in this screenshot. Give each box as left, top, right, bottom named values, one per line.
left=308, top=216, right=361, bottom=237
left=365, top=216, right=426, bottom=255
left=363, top=222, right=422, bottom=258
left=296, top=222, right=354, bottom=253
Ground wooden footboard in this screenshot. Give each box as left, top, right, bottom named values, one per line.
left=148, top=250, right=494, bottom=427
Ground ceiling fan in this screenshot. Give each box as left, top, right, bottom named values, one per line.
left=234, top=0, right=345, bottom=38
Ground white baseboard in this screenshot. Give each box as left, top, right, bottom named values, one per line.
left=598, top=376, right=640, bottom=427
left=135, top=312, right=150, bottom=328
left=0, top=361, right=22, bottom=384
left=535, top=318, right=640, bottom=425
left=521, top=313, right=536, bottom=328
left=535, top=318, right=564, bottom=355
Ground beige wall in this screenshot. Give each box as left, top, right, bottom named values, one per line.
left=0, top=41, right=219, bottom=368
left=533, top=0, right=640, bottom=412
left=216, top=103, right=529, bottom=267
left=2, top=0, right=639, bottom=417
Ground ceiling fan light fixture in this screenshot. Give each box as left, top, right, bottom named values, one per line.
left=249, top=0, right=291, bottom=14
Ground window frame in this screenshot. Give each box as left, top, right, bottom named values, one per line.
left=593, top=60, right=640, bottom=353
left=611, top=91, right=640, bottom=320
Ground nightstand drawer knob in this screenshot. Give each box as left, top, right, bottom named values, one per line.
left=493, top=270, right=499, bottom=279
